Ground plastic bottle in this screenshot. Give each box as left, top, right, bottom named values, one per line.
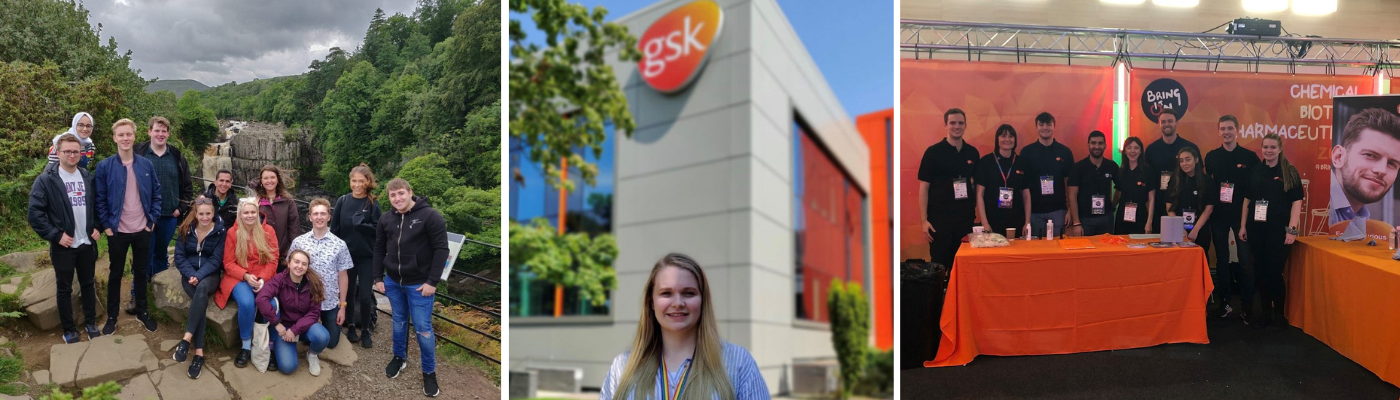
left=1046, top=220, right=1054, bottom=241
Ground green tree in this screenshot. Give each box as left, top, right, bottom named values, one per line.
left=509, top=218, right=617, bottom=307
left=318, top=60, right=384, bottom=194
left=441, top=186, right=502, bottom=272
left=396, top=153, right=462, bottom=203
left=828, top=280, right=870, bottom=399
left=176, top=90, right=220, bottom=155
left=509, top=0, right=639, bottom=191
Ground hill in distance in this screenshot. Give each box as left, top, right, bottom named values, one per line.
left=146, top=79, right=210, bottom=97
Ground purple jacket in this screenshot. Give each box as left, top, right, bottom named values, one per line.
left=255, top=271, right=321, bottom=336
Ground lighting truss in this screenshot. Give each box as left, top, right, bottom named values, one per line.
left=900, top=20, right=1400, bottom=76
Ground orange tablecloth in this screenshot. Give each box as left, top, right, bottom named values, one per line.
left=1287, top=237, right=1400, bottom=387
left=927, top=236, right=1213, bottom=367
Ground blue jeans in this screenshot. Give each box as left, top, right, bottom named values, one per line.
left=320, top=307, right=342, bottom=349
left=385, top=276, right=436, bottom=374
left=148, top=215, right=178, bottom=276
left=269, top=299, right=329, bottom=375
left=231, top=282, right=258, bottom=342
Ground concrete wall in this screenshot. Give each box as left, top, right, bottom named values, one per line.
left=509, top=0, right=872, bottom=394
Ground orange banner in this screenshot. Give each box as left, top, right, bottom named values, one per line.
left=1129, top=69, right=1374, bottom=237
left=900, top=60, right=1113, bottom=259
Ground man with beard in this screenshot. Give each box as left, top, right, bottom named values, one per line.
left=1329, top=109, right=1400, bottom=231
left=1146, top=110, right=1199, bottom=233
left=1067, top=131, right=1118, bottom=236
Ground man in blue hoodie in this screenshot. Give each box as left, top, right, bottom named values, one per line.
left=29, top=133, right=102, bottom=343
left=94, top=118, right=161, bottom=335
left=373, top=178, right=448, bottom=398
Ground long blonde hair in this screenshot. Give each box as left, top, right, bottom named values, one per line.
left=235, top=200, right=275, bottom=268
left=1262, top=133, right=1302, bottom=192
left=615, top=253, right=734, bottom=400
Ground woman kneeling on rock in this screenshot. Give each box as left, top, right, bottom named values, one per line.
left=257, top=249, right=331, bottom=376
left=171, top=197, right=225, bottom=379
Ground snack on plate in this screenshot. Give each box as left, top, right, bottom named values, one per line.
left=969, top=232, right=1012, bottom=248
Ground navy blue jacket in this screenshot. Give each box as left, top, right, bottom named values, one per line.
left=28, top=165, right=99, bottom=244
left=93, top=155, right=162, bottom=232
left=174, top=218, right=227, bottom=281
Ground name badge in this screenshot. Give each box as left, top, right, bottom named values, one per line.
left=953, top=179, right=968, bottom=200
left=1220, top=183, right=1234, bottom=204
left=1184, top=210, right=1197, bottom=226
left=1124, top=202, right=1138, bottom=222
left=1041, top=175, right=1055, bottom=195
left=998, top=187, right=1014, bottom=209
left=1160, top=172, right=1171, bottom=191
left=1254, top=200, right=1269, bottom=222
left=1091, top=195, right=1106, bottom=215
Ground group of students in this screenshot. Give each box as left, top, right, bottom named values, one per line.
left=919, top=108, right=1305, bottom=329
left=27, top=113, right=451, bottom=397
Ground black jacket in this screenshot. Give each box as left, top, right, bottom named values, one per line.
left=174, top=218, right=227, bottom=281
left=134, top=142, right=194, bottom=217
left=202, top=183, right=240, bottom=228
left=28, top=165, right=100, bottom=245
left=373, top=196, right=449, bottom=287
left=331, top=193, right=382, bottom=261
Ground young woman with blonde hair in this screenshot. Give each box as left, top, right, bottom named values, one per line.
left=216, top=200, right=280, bottom=368
left=600, top=253, right=769, bottom=400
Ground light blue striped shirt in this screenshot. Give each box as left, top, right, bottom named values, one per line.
left=600, top=342, right=770, bottom=400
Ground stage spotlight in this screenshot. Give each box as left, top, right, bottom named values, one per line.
left=1292, top=0, right=1337, bottom=15
left=1243, top=0, right=1288, bottom=12
left=1152, top=0, right=1200, bottom=6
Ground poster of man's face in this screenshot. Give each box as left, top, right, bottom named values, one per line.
left=1329, top=97, right=1400, bottom=233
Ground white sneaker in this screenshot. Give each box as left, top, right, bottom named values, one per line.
left=308, top=353, right=321, bottom=377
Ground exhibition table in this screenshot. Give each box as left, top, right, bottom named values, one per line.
left=927, top=236, right=1212, bottom=367
left=1286, top=237, right=1400, bottom=387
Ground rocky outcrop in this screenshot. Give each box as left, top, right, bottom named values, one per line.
left=222, top=121, right=301, bottom=185
left=152, top=268, right=239, bottom=348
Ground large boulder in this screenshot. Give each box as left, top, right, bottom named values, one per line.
left=222, top=357, right=333, bottom=400
left=152, top=268, right=239, bottom=348
left=21, top=269, right=107, bottom=331
left=0, top=249, right=47, bottom=273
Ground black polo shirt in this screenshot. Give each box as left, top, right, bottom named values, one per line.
left=1019, top=139, right=1075, bottom=214
left=1114, top=162, right=1157, bottom=220
left=1204, top=144, right=1260, bottom=221
left=918, top=138, right=979, bottom=228
left=1167, top=173, right=1218, bottom=217
left=974, top=152, right=1028, bottom=228
left=1068, top=157, right=1119, bottom=219
left=1145, top=136, right=1199, bottom=175
left=1245, top=162, right=1305, bottom=228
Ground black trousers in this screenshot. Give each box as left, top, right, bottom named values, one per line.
left=343, top=255, right=376, bottom=329
left=1248, top=223, right=1291, bottom=316
left=107, top=230, right=151, bottom=318
left=181, top=272, right=221, bottom=349
left=1209, top=216, right=1254, bottom=310
left=930, top=222, right=971, bottom=268
left=51, top=242, right=99, bottom=331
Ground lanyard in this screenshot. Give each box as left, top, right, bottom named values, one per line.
left=662, top=357, right=692, bottom=400
left=995, top=153, right=1015, bottom=187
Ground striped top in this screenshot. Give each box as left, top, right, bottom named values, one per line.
left=600, top=342, right=770, bottom=400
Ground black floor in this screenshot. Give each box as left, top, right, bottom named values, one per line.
left=901, top=309, right=1400, bottom=400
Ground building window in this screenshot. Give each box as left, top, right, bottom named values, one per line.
left=508, top=124, right=616, bottom=317
left=793, top=118, right=866, bottom=322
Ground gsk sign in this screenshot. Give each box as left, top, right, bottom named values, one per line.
left=638, top=0, right=723, bottom=93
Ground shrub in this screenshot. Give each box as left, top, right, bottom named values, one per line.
left=828, top=279, right=870, bottom=399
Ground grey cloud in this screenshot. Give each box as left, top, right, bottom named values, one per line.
left=84, top=0, right=416, bottom=83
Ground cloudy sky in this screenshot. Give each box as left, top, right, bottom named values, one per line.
left=86, top=0, right=417, bottom=85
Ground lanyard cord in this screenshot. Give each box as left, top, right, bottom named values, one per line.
left=662, top=354, right=694, bottom=400
left=995, top=153, right=1015, bottom=187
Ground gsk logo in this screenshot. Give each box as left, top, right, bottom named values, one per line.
left=638, top=0, right=723, bottom=93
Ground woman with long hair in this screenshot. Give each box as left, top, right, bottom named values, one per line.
left=330, top=163, right=382, bottom=347
left=1114, top=137, right=1157, bottom=234
left=256, top=165, right=300, bottom=272
left=600, top=253, right=769, bottom=400
left=171, top=198, right=226, bottom=379
left=975, top=124, right=1031, bottom=236
left=1238, top=133, right=1304, bottom=331
left=1165, top=146, right=1216, bottom=248
left=217, top=200, right=280, bottom=369
left=256, top=249, right=331, bottom=376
